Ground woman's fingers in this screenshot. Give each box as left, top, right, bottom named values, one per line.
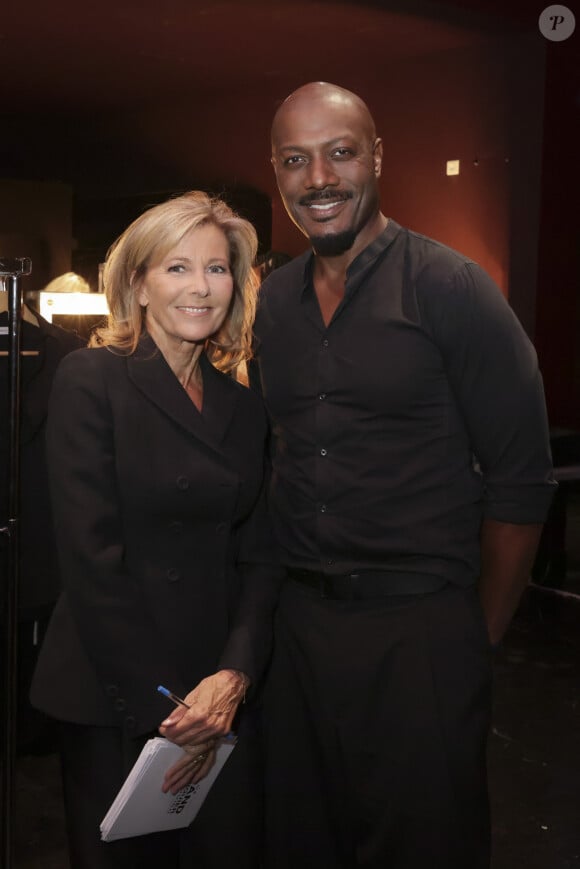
left=190, top=750, right=215, bottom=786
left=161, top=742, right=217, bottom=793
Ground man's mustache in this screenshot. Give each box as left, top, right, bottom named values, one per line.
left=299, top=191, right=353, bottom=206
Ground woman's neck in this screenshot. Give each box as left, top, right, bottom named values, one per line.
left=146, top=320, right=205, bottom=403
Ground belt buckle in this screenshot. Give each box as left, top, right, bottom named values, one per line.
left=321, top=572, right=361, bottom=600
left=349, top=572, right=361, bottom=600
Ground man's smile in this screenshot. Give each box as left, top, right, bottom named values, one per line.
left=299, top=192, right=353, bottom=221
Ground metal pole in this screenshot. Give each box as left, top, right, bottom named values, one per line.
left=0, top=256, right=32, bottom=869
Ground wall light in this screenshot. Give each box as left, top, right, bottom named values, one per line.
left=39, top=291, right=109, bottom=323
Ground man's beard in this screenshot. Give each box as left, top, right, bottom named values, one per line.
left=310, top=228, right=357, bottom=257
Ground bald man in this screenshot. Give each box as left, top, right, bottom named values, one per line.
left=250, top=82, right=555, bottom=868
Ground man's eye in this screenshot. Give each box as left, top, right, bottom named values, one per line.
left=332, top=148, right=352, bottom=159
left=284, top=155, right=305, bottom=167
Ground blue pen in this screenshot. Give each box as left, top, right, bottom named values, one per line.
left=157, top=685, right=237, bottom=742
left=157, top=685, right=190, bottom=708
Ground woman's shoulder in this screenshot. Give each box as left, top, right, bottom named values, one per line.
left=56, top=344, right=129, bottom=383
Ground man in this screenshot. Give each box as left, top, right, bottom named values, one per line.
left=249, top=82, right=555, bottom=869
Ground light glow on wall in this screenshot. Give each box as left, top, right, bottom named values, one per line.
left=39, top=292, right=109, bottom=322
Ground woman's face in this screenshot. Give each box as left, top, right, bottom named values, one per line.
left=137, top=224, right=234, bottom=350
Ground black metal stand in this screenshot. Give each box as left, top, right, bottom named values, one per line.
left=0, top=256, right=32, bottom=869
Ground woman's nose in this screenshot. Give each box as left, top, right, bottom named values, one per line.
left=190, top=271, right=210, bottom=297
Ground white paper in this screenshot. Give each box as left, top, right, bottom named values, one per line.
left=100, top=736, right=235, bottom=841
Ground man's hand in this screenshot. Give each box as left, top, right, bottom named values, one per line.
left=478, top=518, right=543, bottom=646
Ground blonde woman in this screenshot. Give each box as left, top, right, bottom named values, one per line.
left=32, top=192, right=281, bottom=868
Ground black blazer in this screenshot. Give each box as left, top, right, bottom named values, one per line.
left=0, top=312, right=84, bottom=618
left=31, top=336, right=281, bottom=737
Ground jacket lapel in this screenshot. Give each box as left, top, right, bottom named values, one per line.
left=126, top=335, right=238, bottom=453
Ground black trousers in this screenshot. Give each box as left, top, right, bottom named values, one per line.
left=263, top=582, right=492, bottom=869
left=58, top=710, right=263, bottom=869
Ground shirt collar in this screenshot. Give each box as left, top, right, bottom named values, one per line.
left=300, top=218, right=402, bottom=296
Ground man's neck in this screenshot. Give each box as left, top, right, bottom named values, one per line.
left=312, top=213, right=388, bottom=284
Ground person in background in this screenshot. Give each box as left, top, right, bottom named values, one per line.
left=31, top=191, right=281, bottom=868
left=256, top=250, right=292, bottom=282
left=249, top=82, right=556, bottom=869
left=0, top=285, right=83, bottom=755
left=237, top=250, right=292, bottom=388
left=41, top=271, right=92, bottom=294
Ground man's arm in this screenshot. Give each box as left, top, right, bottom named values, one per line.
left=422, top=259, right=555, bottom=643
left=479, top=518, right=544, bottom=646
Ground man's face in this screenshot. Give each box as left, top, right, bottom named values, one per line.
left=271, top=96, right=383, bottom=256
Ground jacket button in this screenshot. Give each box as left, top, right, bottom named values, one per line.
left=167, top=568, right=181, bottom=582
left=114, top=698, right=127, bottom=712
left=124, top=715, right=136, bottom=730
left=105, top=684, right=119, bottom=698
left=216, top=523, right=227, bottom=535
left=176, top=476, right=189, bottom=490
left=169, top=520, right=183, bottom=534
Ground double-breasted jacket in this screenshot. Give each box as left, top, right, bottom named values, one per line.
left=31, top=336, right=280, bottom=736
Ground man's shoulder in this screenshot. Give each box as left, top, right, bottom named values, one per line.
left=259, top=251, right=310, bottom=299
left=399, top=225, right=475, bottom=282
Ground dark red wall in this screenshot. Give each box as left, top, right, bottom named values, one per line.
left=1, top=27, right=576, bottom=426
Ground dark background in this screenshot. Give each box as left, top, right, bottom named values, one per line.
left=1, top=2, right=579, bottom=866
left=0, top=0, right=578, bottom=426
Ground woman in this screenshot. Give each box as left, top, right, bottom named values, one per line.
left=31, top=191, right=281, bottom=868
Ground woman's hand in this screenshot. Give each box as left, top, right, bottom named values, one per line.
left=161, top=740, right=217, bottom=794
left=158, top=669, right=249, bottom=746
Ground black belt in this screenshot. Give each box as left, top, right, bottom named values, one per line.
left=287, top=568, right=447, bottom=600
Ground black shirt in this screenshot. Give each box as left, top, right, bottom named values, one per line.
left=250, top=220, right=556, bottom=586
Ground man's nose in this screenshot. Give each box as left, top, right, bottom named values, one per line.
left=305, top=156, right=339, bottom=189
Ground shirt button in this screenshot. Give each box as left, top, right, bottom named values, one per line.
left=318, top=393, right=327, bottom=400
left=327, top=559, right=335, bottom=566
left=176, top=476, right=189, bottom=491
left=322, top=339, right=329, bottom=348
left=167, top=568, right=181, bottom=582
left=320, top=448, right=327, bottom=456
left=320, top=504, right=327, bottom=513
left=114, top=698, right=127, bottom=712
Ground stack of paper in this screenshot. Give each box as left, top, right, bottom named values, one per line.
left=100, top=736, right=236, bottom=841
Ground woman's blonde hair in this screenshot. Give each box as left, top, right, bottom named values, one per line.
left=91, top=191, right=259, bottom=373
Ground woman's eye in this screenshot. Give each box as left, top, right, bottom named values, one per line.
left=207, top=264, right=228, bottom=274
left=167, top=264, right=186, bottom=273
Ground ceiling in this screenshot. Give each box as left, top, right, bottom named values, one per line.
left=1, top=0, right=535, bottom=114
